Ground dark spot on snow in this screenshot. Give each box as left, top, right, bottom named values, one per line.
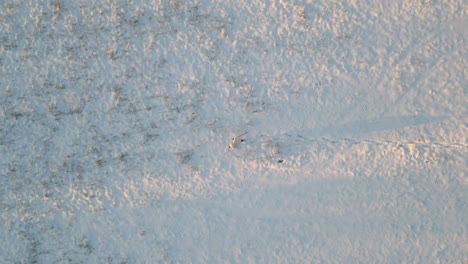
left=278, top=159, right=284, bottom=163
left=176, top=149, right=193, bottom=164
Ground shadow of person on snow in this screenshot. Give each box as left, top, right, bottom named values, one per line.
left=298, top=115, right=449, bottom=138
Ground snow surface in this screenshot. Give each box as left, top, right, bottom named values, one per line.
left=1, top=0, right=467, bottom=263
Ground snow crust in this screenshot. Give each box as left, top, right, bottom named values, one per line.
left=1, top=0, right=466, bottom=263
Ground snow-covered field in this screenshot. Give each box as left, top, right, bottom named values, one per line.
left=1, top=0, right=466, bottom=263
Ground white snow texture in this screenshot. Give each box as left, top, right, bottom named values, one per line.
left=1, top=0, right=467, bottom=263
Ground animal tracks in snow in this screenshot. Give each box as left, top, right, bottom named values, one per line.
left=227, top=115, right=466, bottom=172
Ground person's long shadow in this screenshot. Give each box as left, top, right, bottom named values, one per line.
left=241, top=115, right=451, bottom=160
left=300, top=115, right=449, bottom=138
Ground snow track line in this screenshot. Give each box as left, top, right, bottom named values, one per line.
left=318, top=137, right=468, bottom=151
left=229, top=134, right=466, bottom=162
